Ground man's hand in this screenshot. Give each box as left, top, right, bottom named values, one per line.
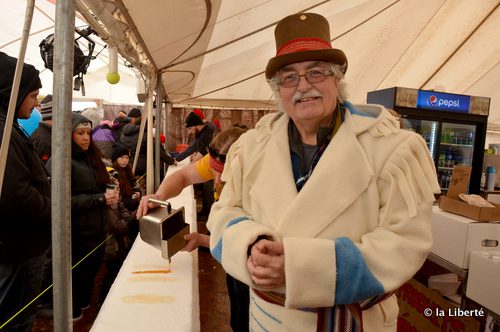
left=181, top=232, right=210, bottom=252
left=104, top=188, right=119, bottom=207
left=247, top=239, right=285, bottom=289
left=136, top=194, right=161, bottom=219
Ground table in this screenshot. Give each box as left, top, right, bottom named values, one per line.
left=91, top=165, right=200, bottom=332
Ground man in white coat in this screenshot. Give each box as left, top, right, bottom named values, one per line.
left=207, top=12, right=440, bottom=332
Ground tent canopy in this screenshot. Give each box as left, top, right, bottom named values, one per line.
left=1, top=0, right=499, bottom=126
left=95, top=0, right=500, bottom=123
left=0, top=0, right=140, bottom=104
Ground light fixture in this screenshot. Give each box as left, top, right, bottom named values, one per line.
left=39, top=26, right=97, bottom=96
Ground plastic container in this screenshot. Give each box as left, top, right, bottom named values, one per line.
left=428, top=273, right=461, bottom=296
left=106, top=183, right=118, bottom=209
left=175, top=143, right=189, bottom=152
left=486, top=166, right=496, bottom=191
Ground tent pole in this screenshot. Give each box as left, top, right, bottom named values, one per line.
left=132, top=78, right=148, bottom=176
left=52, top=0, right=75, bottom=330
left=0, top=0, right=35, bottom=199
left=146, top=80, right=155, bottom=194
left=164, top=99, right=171, bottom=177
left=154, top=72, right=162, bottom=191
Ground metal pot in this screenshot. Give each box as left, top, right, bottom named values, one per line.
left=139, top=198, right=189, bottom=260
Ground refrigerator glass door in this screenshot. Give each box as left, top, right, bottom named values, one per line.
left=438, top=123, right=475, bottom=190
left=401, top=118, right=439, bottom=160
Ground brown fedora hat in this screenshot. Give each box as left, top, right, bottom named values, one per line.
left=265, top=13, right=347, bottom=79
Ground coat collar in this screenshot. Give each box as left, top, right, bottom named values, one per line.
left=250, top=103, right=385, bottom=237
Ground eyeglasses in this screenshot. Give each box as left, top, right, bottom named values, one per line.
left=208, top=146, right=226, bottom=163
left=277, top=69, right=334, bottom=88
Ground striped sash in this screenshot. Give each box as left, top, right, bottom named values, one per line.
left=252, top=288, right=394, bottom=332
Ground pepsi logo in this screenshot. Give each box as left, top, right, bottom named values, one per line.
left=417, top=91, right=469, bottom=113
left=429, top=95, right=438, bottom=106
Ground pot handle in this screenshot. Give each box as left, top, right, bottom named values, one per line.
left=148, top=198, right=171, bottom=213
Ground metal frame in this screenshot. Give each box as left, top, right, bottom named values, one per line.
left=51, top=0, right=76, bottom=330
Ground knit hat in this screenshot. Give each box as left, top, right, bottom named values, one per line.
left=192, top=109, right=205, bottom=120
left=80, top=107, right=103, bottom=129
left=40, top=94, right=53, bottom=120
left=185, top=111, right=203, bottom=128
left=213, top=118, right=221, bottom=129
left=128, top=108, right=142, bottom=118
left=265, top=13, right=347, bottom=79
left=111, top=142, right=130, bottom=162
left=112, top=116, right=129, bottom=130
left=71, top=112, right=92, bottom=131
left=0, top=51, right=42, bottom=119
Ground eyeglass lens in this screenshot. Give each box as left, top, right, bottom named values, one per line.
left=278, top=70, right=332, bottom=87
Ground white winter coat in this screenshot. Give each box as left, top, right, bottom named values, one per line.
left=207, top=103, right=440, bottom=331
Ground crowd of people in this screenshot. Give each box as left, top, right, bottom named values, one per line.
left=0, top=49, right=223, bottom=330
left=0, top=47, right=244, bottom=330
left=0, top=11, right=441, bottom=332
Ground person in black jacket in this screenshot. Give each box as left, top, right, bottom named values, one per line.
left=111, top=142, right=141, bottom=213
left=47, top=113, right=119, bottom=320
left=0, top=52, right=50, bottom=332
left=119, top=108, right=175, bottom=177
left=174, top=111, right=219, bottom=162
left=174, top=111, right=219, bottom=219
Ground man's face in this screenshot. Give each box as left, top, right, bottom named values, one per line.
left=278, top=61, right=339, bottom=126
left=18, top=89, right=39, bottom=119
left=187, top=126, right=198, bottom=136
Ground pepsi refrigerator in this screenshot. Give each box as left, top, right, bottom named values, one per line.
left=367, top=87, right=491, bottom=194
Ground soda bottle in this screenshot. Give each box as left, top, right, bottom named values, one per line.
left=441, top=128, right=448, bottom=143
left=438, top=153, right=445, bottom=167
left=467, top=130, right=474, bottom=145
left=449, top=129, right=455, bottom=144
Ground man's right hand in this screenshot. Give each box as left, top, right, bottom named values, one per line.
left=136, top=194, right=161, bottom=219
left=247, top=239, right=285, bottom=289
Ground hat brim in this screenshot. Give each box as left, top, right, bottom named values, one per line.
left=265, top=48, right=347, bottom=80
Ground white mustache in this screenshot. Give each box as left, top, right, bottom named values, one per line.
left=292, top=89, right=322, bottom=103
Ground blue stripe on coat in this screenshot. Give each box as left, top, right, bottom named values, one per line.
left=251, top=296, right=282, bottom=324
left=250, top=295, right=281, bottom=331
left=210, top=216, right=249, bottom=263
left=344, top=100, right=375, bottom=118
left=334, top=237, right=385, bottom=304
left=250, top=312, right=270, bottom=332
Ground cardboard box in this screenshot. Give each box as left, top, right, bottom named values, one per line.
left=466, top=251, right=500, bottom=315
left=432, top=206, right=500, bottom=268
left=439, top=166, right=500, bottom=221
left=397, top=278, right=481, bottom=332
left=439, top=196, right=500, bottom=221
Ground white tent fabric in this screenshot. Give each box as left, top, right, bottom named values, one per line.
left=2, top=0, right=499, bottom=126
left=0, top=0, right=140, bottom=104
left=111, top=0, right=500, bottom=125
